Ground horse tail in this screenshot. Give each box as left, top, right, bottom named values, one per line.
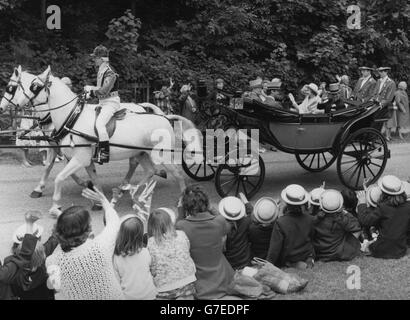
left=165, top=114, right=203, bottom=164
left=138, top=102, right=165, bottom=115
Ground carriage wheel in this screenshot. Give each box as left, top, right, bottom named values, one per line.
left=295, top=151, right=336, bottom=173
left=337, top=128, right=389, bottom=190
left=182, top=158, right=216, bottom=181
left=215, top=155, right=265, bottom=199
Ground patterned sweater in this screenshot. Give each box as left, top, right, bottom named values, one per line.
left=147, top=230, right=196, bottom=292
left=46, top=207, right=124, bottom=300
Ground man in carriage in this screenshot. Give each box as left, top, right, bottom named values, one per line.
left=85, top=45, right=121, bottom=164
left=317, top=83, right=346, bottom=113
left=371, top=67, right=396, bottom=108
left=351, top=66, right=377, bottom=103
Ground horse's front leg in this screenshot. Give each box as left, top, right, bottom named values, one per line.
left=120, top=156, right=140, bottom=187
left=31, top=149, right=57, bottom=198
left=50, top=156, right=85, bottom=218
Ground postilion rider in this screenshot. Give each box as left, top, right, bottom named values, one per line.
left=84, top=45, right=120, bottom=164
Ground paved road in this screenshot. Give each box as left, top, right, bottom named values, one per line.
left=0, top=142, right=409, bottom=258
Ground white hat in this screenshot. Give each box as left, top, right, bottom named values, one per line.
left=378, top=175, right=404, bottom=196
left=281, top=184, right=309, bottom=205
left=320, top=189, right=344, bottom=214
left=253, top=197, right=279, bottom=224
left=218, top=196, right=246, bottom=221
left=249, top=78, right=263, bottom=89
left=366, top=184, right=382, bottom=207
left=402, top=181, right=410, bottom=200
left=157, top=207, right=177, bottom=224
left=309, top=187, right=325, bottom=206
left=12, top=223, right=44, bottom=244
left=307, top=83, right=319, bottom=95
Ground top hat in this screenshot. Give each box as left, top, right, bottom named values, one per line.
left=253, top=197, right=279, bottom=224
left=320, top=189, right=344, bottom=214
left=90, top=45, right=109, bottom=58
left=378, top=175, right=404, bottom=196
left=366, top=184, right=382, bottom=208
left=249, top=78, right=263, bottom=89
left=281, top=184, right=309, bottom=205
left=328, top=83, right=341, bottom=93
left=377, top=67, right=391, bottom=72
left=218, top=196, right=246, bottom=221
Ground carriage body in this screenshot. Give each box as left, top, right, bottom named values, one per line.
left=183, top=96, right=390, bottom=199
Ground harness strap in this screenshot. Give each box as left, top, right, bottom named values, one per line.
left=51, top=99, right=85, bottom=143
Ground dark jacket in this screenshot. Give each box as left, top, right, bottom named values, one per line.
left=225, top=216, right=252, bottom=270
left=357, top=202, right=410, bottom=259
left=5, top=235, right=59, bottom=300
left=249, top=222, right=273, bottom=260
left=313, top=210, right=361, bottom=262
left=266, top=210, right=314, bottom=267
left=176, top=211, right=234, bottom=300
left=0, top=234, right=38, bottom=300
left=317, top=98, right=346, bottom=113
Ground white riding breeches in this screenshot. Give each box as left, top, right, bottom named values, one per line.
left=95, top=96, right=121, bottom=141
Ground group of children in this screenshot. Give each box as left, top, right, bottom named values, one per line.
left=1, top=174, right=410, bottom=300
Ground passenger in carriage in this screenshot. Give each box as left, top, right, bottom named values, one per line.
left=266, top=78, right=284, bottom=108
left=214, top=78, right=230, bottom=105
left=243, top=78, right=266, bottom=104
left=351, top=66, right=376, bottom=103
left=339, top=75, right=353, bottom=100
left=317, top=83, right=346, bottom=113
left=288, top=83, right=321, bottom=114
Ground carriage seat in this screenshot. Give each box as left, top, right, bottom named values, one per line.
left=93, top=106, right=127, bottom=139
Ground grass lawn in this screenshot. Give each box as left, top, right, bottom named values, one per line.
left=273, top=251, right=410, bottom=300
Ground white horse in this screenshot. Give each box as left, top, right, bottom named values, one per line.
left=0, top=66, right=202, bottom=216
left=30, top=102, right=167, bottom=200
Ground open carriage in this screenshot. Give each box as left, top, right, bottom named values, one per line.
left=182, top=96, right=391, bottom=199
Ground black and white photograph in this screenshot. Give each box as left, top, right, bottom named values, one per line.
left=0, top=0, right=409, bottom=306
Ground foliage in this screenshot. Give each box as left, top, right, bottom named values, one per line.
left=0, top=0, right=409, bottom=101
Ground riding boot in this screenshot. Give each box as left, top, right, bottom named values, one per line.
left=97, top=141, right=110, bottom=164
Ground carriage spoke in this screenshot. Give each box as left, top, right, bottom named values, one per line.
left=225, top=179, right=237, bottom=195
left=355, top=164, right=363, bottom=188
left=194, top=165, right=202, bottom=177
left=348, top=162, right=362, bottom=183
left=309, top=154, right=316, bottom=168
left=220, top=177, right=237, bottom=187
left=322, top=152, right=329, bottom=165
left=235, top=180, right=240, bottom=196
left=364, top=163, right=376, bottom=178
left=368, top=161, right=382, bottom=168
left=341, top=159, right=357, bottom=165
left=302, top=154, right=309, bottom=162
left=240, top=180, right=248, bottom=198
left=245, top=180, right=257, bottom=189
left=342, top=161, right=360, bottom=175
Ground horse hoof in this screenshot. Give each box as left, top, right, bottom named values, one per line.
left=30, top=191, right=43, bottom=198
left=91, top=203, right=103, bottom=211
left=157, top=169, right=167, bottom=179
left=49, top=207, right=62, bottom=218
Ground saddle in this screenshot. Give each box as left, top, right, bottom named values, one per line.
left=93, top=106, right=127, bottom=138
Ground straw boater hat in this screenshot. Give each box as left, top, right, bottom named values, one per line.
left=218, top=196, right=246, bottom=221
left=249, top=78, right=263, bottom=89
left=328, top=83, right=340, bottom=94
left=156, top=207, right=177, bottom=224
left=320, top=189, right=344, bottom=214
left=366, top=184, right=382, bottom=208
left=359, top=66, right=373, bottom=71
left=309, top=187, right=326, bottom=206
left=281, top=184, right=309, bottom=205
left=378, top=175, right=404, bottom=196
left=13, top=223, right=44, bottom=244
left=377, top=67, right=391, bottom=72
left=307, top=83, right=319, bottom=95
left=402, top=181, right=410, bottom=200
left=253, top=197, right=279, bottom=224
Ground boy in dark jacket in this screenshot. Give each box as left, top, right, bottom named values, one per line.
left=313, top=190, right=361, bottom=261
left=219, top=196, right=252, bottom=270
left=0, top=211, right=40, bottom=300
left=357, top=175, right=410, bottom=259
left=248, top=197, right=279, bottom=259
left=267, top=184, right=314, bottom=269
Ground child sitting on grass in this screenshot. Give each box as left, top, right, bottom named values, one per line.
left=247, top=197, right=279, bottom=260
left=113, top=215, right=157, bottom=300
left=267, top=184, right=315, bottom=269
left=357, top=175, right=410, bottom=259
left=147, top=208, right=196, bottom=300
left=218, top=196, right=252, bottom=270
left=312, top=190, right=361, bottom=262
left=7, top=216, right=59, bottom=300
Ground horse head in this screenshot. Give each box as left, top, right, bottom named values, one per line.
left=0, top=65, right=34, bottom=113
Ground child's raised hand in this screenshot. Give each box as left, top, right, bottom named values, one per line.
left=356, top=190, right=366, bottom=204
left=82, top=187, right=107, bottom=204
left=111, top=187, right=123, bottom=201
